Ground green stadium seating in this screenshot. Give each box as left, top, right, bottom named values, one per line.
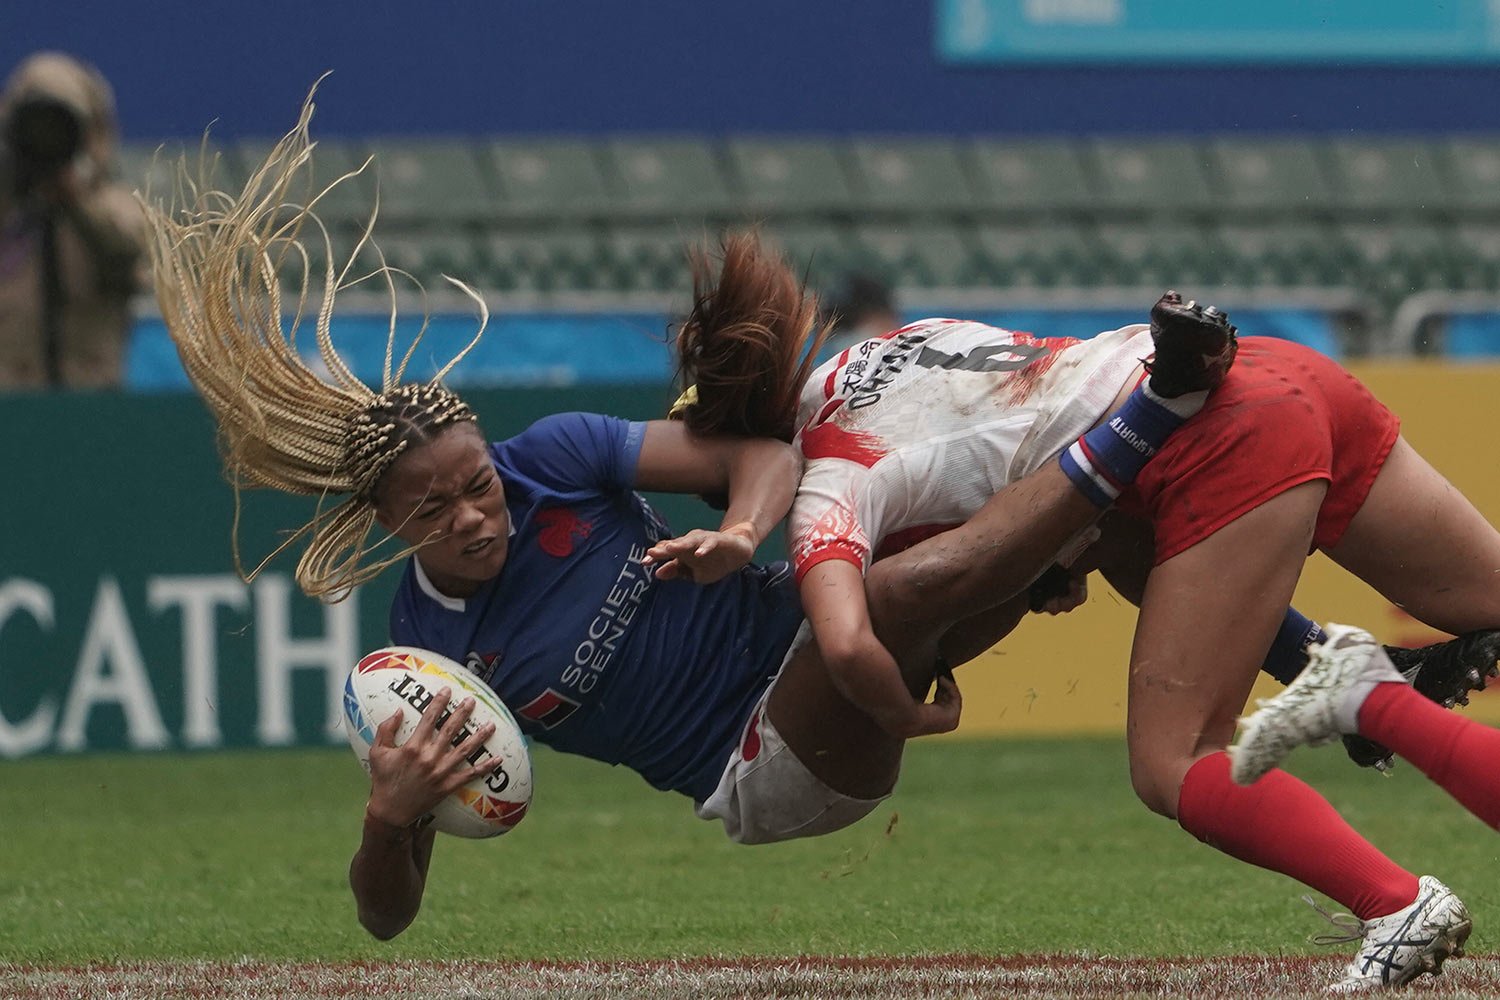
left=724, top=139, right=856, bottom=215
left=1321, top=140, right=1448, bottom=214
left=1092, top=221, right=1224, bottom=288
left=850, top=222, right=978, bottom=288
left=604, top=139, right=734, bottom=219
left=601, top=224, right=696, bottom=293
left=847, top=139, right=977, bottom=212
left=1450, top=224, right=1500, bottom=289
left=482, top=228, right=606, bottom=294
left=362, top=140, right=493, bottom=222
left=155, top=131, right=1498, bottom=317
left=1335, top=222, right=1464, bottom=296
left=972, top=223, right=1102, bottom=288
left=1440, top=138, right=1500, bottom=214
left=1213, top=221, right=1346, bottom=287
left=967, top=138, right=1094, bottom=214
left=116, top=140, right=226, bottom=204
left=1205, top=138, right=1334, bottom=214
left=232, top=138, right=375, bottom=225
left=762, top=222, right=859, bottom=287
left=1086, top=139, right=1216, bottom=213
left=487, top=140, right=613, bottom=220
left=370, top=232, right=483, bottom=289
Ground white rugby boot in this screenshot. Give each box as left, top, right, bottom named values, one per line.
left=1313, top=876, right=1472, bottom=993
left=1230, top=624, right=1404, bottom=786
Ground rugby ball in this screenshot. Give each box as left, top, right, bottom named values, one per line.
left=342, top=646, right=532, bottom=839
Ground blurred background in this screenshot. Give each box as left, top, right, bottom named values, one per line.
left=6, top=0, right=1500, bottom=758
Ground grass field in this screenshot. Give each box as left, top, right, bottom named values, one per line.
left=3, top=736, right=1497, bottom=997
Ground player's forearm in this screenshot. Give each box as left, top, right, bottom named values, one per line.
left=718, top=439, right=800, bottom=546
left=804, top=560, right=931, bottom=736
left=866, top=463, right=1099, bottom=631
left=819, top=627, right=929, bottom=739
left=349, top=811, right=434, bottom=940
left=937, top=593, right=1030, bottom=668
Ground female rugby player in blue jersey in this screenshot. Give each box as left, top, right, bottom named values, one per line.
left=143, top=101, right=1252, bottom=942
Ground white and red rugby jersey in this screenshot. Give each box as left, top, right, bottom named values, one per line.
left=789, top=318, right=1153, bottom=582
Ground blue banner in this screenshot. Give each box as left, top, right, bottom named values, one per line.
left=937, top=0, right=1500, bottom=64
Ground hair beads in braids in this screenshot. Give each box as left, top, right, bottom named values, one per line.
left=345, top=384, right=476, bottom=500
left=142, top=84, right=488, bottom=601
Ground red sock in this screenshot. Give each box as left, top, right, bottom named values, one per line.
left=1177, top=752, right=1418, bottom=919
left=1359, top=682, right=1500, bottom=828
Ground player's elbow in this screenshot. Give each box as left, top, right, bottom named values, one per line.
left=358, top=904, right=416, bottom=941
left=816, top=626, right=877, bottom=682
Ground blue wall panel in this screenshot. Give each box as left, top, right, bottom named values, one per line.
left=5, top=0, right=1500, bottom=139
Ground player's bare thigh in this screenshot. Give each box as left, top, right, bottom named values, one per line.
left=1325, top=435, right=1500, bottom=634
left=765, top=640, right=907, bottom=800
left=766, top=591, right=1028, bottom=800
left=1126, top=480, right=1324, bottom=817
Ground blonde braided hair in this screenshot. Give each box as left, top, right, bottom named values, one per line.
left=143, top=85, right=484, bottom=601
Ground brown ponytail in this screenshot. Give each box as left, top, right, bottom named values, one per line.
left=673, top=230, right=829, bottom=442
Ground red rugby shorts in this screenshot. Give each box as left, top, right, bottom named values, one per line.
left=1119, top=337, right=1400, bottom=565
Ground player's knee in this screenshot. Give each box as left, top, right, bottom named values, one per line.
left=1128, top=756, right=1183, bottom=820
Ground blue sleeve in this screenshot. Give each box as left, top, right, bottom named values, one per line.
left=498, top=412, right=647, bottom=495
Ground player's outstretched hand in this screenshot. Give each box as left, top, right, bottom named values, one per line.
left=365, top=688, right=505, bottom=829
left=910, top=672, right=962, bottom=737
left=643, top=525, right=756, bottom=584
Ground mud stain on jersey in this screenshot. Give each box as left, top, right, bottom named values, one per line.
left=996, top=333, right=1084, bottom=407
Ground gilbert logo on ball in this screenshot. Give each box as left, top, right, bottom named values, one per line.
left=343, top=646, right=532, bottom=839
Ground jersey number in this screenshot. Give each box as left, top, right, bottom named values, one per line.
left=915, top=342, right=1050, bottom=373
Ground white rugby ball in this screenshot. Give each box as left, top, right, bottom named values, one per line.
left=342, top=646, right=532, bottom=839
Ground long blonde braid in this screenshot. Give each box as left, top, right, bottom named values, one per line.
left=143, top=85, right=484, bottom=600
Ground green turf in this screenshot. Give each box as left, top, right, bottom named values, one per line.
left=1, top=736, right=1493, bottom=964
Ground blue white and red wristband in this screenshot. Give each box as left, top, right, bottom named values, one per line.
left=1059, top=439, right=1122, bottom=508
left=1059, top=383, right=1202, bottom=509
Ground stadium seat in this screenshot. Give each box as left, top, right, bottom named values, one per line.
left=482, top=228, right=607, bottom=294
left=1086, top=139, right=1217, bottom=214
left=762, top=222, right=859, bottom=287
left=487, top=140, right=614, bottom=221
left=1441, top=138, right=1500, bottom=215
left=1213, top=221, right=1346, bottom=288
left=1321, top=140, right=1449, bottom=214
left=1450, top=223, right=1500, bottom=290
left=124, top=130, right=1491, bottom=312
left=1092, top=221, right=1225, bottom=288
left=362, top=140, right=494, bottom=223
left=604, top=139, right=735, bottom=219
left=847, top=139, right=978, bottom=213
left=972, top=222, right=1102, bottom=288
left=1205, top=138, right=1334, bottom=214
left=601, top=224, right=696, bottom=293
left=1334, top=221, right=1462, bottom=303
left=724, top=139, right=856, bottom=215
left=370, top=233, right=484, bottom=289
left=850, top=222, right=979, bottom=288
left=967, top=138, right=1095, bottom=214
left=116, top=140, right=225, bottom=203
left=232, top=138, right=374, bottom=225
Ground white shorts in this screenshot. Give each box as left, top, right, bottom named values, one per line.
left=695, top=623, right=890, bottom=845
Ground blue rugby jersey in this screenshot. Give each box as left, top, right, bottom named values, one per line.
left=388, top=412, right=805, bottom=803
